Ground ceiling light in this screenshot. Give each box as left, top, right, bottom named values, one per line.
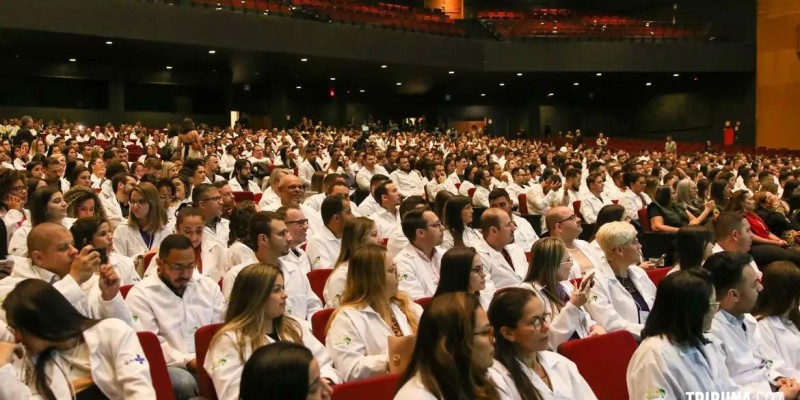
left=255, top=72, right=259, bottom=76
left=330, top=77, right=336, bottom=81
left=396, top=82, right=402, bottom=86
left=381, top=65, right=388, bottom=69
left=596, top=73, right=602, bottom=76
left=166, top=66, right=173, bottom=70
left=547, top=93, right=555, bottom=97
left=448, top=71, right=455, bottom=75
left=300, top=58, right=308, bottom=62
left=481, top=93, right=486, bottom=97
left=517, top=73, right=523, bottom=76
left=499, top=83, right=505, bottom=87
left=69, top=58, right=77, bottom=62
left=573, top=82, right=580, bottom=86
left=208, top=50, right=216, bottom=54
left=646, top=82, right=652, bottom=86
left=296, top=86, right=302, bottom=89
left=105, top=41, right=113, bottom=45
left=359, top=89, right=365, bottom=93
left=673, top=73, right=680, bottom=77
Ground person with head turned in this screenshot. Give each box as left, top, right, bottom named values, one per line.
left=433, top=247, right=487, bottom=308
left=753, top=261, right=800, bottom=381
left=239, top=342, right=328, bottom=400
left=322, top=217, right=379, bottom=308
left=394, top=209, right=446, bottom=300
left=305, top=195, right=354, bottom=271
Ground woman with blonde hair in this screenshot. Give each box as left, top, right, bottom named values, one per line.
left=161, top=161, right=179, bottom=179
left=205, top=263, right=339, bottom=400
left=519, top=237, right=605, bottom=349
left=325, top=243, right=422, bottom=382
left=112, top=182, right=171, bottom=260
left=322, top=217, right=380, bottom=308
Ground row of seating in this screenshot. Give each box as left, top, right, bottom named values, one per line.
left=483, top=18, right=706, bottom=41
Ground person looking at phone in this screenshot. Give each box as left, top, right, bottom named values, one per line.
left=584, top=221, right=656, bottom=339
left=70, top=216, right=140, bottom=285
left=0, top=222, right=132, bottom=326
left=519, top=237, right=606, bottom=349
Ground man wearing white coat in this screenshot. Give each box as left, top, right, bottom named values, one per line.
left=474, top=208, right=527, bottom=290
left=222, top=211, right=321, bottom=321
left=101, top=173, right=137, bottom=231
left=298, top=146, right=324, bottom=188
left=546, top=206, right=603, bottom=278
left=126, top=235, right=226, bottom=400
left=193, top=184, right=231, bottom=247
left=305, top=195, right=353, bottom=271
left=368, top=181, right=402, bottom=239
left=389, top=155, right=425, bottom=198
left=704, top=252, right=797, bottom=395
left=488, top=188, right=539, bottom=252
left=395, top=209, right=446, bottom=300
left=277, top=205, right=313, bottom=275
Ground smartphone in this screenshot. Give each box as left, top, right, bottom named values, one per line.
left=96, top=248, right=109, bottom=265
left=580, top=271, right=596, bottom=291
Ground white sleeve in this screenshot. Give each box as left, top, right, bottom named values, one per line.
left=108, top=321, right=158, bottom=399
left=326, top=311, right=388, bottom=382
left=396, top=257, right=426, bottom=300
left=580, top=199, right=599, bottom=224
left=547, top=302, right=588, bottom=349
left=626, top=348, right=685, bottom=400
left=300, top=321, right=341, bottom=384
left=356, top=171, right=370, bottom=191
left=204, top=333, right=244, bottom=400
left=584, top=279, right=643, bottom=337
left=620, top=195, right=639, bottom=220
left=0, top=364, right=33, bottom=399
left=125, top=288, right=192, bottom=367
left=305, top=239, right=332, bottom=271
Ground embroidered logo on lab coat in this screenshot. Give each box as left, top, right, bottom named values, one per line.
left=124, top=354, right=147, bottom=366
left=334, top=336, right=351, bottom=346
left=211, top=358, right=227, bottom=371
left=645, top=388, right=666, bottom=399
left=312, top=256, right=321, bottom=266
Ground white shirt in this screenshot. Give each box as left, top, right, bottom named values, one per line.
left=257, top=186, right=280, bottom=210
left=228, top=241, right=255, bottom=267
left=390, top=169, right=425, bottom=198
left=204, top=316, right=340, bottom=400
left=620, top=190, right=652, bottom=221
left=323, top=262, right=349, bottom=308
left=472, top=185, right=491, bottom=208
left=125, top=271, right=226, bottom=367
left=584, top=260, right=656, bottom=338
left=356, top=195, right=380, bottom=216
left=306, top=225, right=343, bottom=271
left=368, top=207, right=400, bottom=239
left=441, top=228, right=483, bottom=252
left=112, top=222, right=172, bottom=260
left=579, top=192, right=614, bottom=224
left=326, top=303, right=422, bottom=382
left=474, top=240, right=527, bottom=290
left=203, top=218, right=231, bottom=248
left=710, top=243, right=762, bottom=279
left=395, top=244, right=444, bottom=300
left=756, top=316, right=800, bottom=380
left=143, top=239, right=232, bottom=284
left=303, top=192, right=326, bottom=212
left=512, top=214, right=539, bottom=252
left=282, top=246, right=313, bottom=276
left=490, top=351, right=598, bottom=400
left=8, top=217, right=75, bottom=257
left=299, top=159, right=321, bottom=187
left=227, top=177, right=260, bottom=192
left=356, top=166, right=389, bottom=191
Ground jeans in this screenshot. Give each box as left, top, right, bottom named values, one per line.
left=167, top=366, right=200, bottom=400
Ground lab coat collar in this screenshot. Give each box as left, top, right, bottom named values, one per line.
left=320, top=225, right=339, bottom=242
left=15, top=262, right=60, bottom=284
left=406, top=243, right=438, bottom=264
left=717, top=309, right=747, bottom=327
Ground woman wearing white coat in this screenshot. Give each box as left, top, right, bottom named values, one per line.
left=395, top=293, right=509, bottom=400
left=627, top=269, right=766, bottom=399
left=326, top=244, right=422, bottom=382
left=323, top=217, right=379, bottom=308
left=754, top=261, right=800, bottom=380
left=518, top=238, right=606, bottom=350
left=8, top=186, right=75, bottom=257
left=441, top=195, right=483, bottom=251
left=585, top=222, right=656, bottom=338
left=0, top=279, right=155, bottom=399
left=488, top=288, right=597, bottom=400
left=205, top=264, right=338, bottom=400
left=71, top=216, right=140, bottom=285
left=113, top=182, right=172, bottom=261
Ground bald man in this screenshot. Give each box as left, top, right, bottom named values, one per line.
left=262, top=174, right=324, bottom=239
left=545, top=206, right=603, bottom=278
left=475, top=208, right=527, bottom=291
left=257, top=168, right=290, bottom=210
left=0, top=223, right=132, bottom=326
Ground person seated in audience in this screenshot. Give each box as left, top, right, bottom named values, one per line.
left=446, top=155, right=469, bottom=192
left=326, top=244, right=422, bottom=382
left=64, top=186, right=106, bottom=221
left=475, top=208, right=527, bottom=290
left=710, top=178, right=732, bottom=215
left=626, top=269, right=770, bottom=398
left=390, top=155, right=425, bottom=199
left=433, top=247, right=488, bottom=308
left=471, top=168, right=492, bottom=208
left=0, top=279, right=156, bottom=399
left=42, top=156, right=69, bottom=193
left=425, top=163, right=453, bottom=201
left=441, top=195, right=483, bottom=251
left=262, top=174, right=323, bottom=235
left=667, top=225, right=713, bottom=275
left=703, top=252, right=800, bottom=396
left=277, top=205, right=313, bottom=275
left=648, top=185, right=714, bottom=233
left=207, top=263, right=339, bottom=400
left=255, top=168, right=288, bottom=210
left=355, top=152, right=389, bottom=192
left=395, top=292, right=500, bottom=400
left=9, top=185, right=76, bottom=257
left=323, top=217, right=379, bottom=308
left=503, top=167, right=529, bottom=209
left=753, top=261, right=800, bottom=380
left=303, top=173, right=346, bottom=212
left=619, top=172, right=651, bottom=226
left=192, top=183, right=230, bottom=247
left=113, top=182, right=172, bottom=262
left=726, top=189, right=798, bottom=249
left=395, top=209, right=446, bottom=300
left=488, top=188, right=539, bottom=252
left=587, top=204, right=628, bottom=257
left=0, top=169, right=30, bottom=242
left=545, top=206, right=602, bottom=277
left=518, top=238, right=605, bottom=349
left=227, top=201, right=257, bottom=266
left=355, top=174, right=390, bottom=217
left=223, top=211, right=321, bottom=319
left=70, top=216, right=140, bottom=285
left=228, top=159, right=260, bottom=192
left=585, top=221, right=656, bottom=338
left=488, top=288, right=598, bottom=400
left=213, top=181, right=235, bottom=219
left=306, top=195, right=353, bottom=271
left=127, top=234, right=225, bottom=400
left=386, top=196, right=427, bottom=257
left=755, top=191, right=800, bottom=248
left=367, top=180, right=401, bottom=239
left=675, top=178, right=708, bottom=217
left=579, top=172, right=613, bottom=224
left=239, top=342, right=328, bottom=400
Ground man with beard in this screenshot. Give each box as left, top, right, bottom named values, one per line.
left=390, top=155, right=425, bottom=198
left=222, top=211, right=321, bottom=321
left=125, top=234, right=226, bottom=400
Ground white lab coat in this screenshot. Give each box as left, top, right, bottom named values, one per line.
left=512, top=214, right=539, bottom=253
left=395, top=244, right=444, bottom=300
left=223, top=256, right=321, bottom=321
left=0, top=262, right=132, bottom=326
left=368, top=208, right=400, bottom=239
left=490, top=351, right=597, bottom=400
left=323, top=262, right=348, bottom=308
left=326, top=302, right=422, bottom=382
left=627, top=335, right=746, bottom=400
left=386, top=227, right=410, bottom=258
left=204, top=316, right=340, bottom=400
left=707, top=311, right=783, bottom=394
left=203, top=218, right=231, bottom=248
left=8, top=217, right=75, bottom=257
left=112, top=222, right=172, bottom=260
left=228, top=241, right=255, bottom=267
left=101, top=195, right=126, bottom=231
left=125, top=271, right=226, bottom=367
left=475, top=241, right=527, bottom=289
left=393, top=375, right=439, bottom=400
left=305, top=226, right=342, bottom=271
left=472, top=185, right=491, bottom=208
left=584, top=261, right=656, bottom=338
left=756, top=316, right=800, bottom=380
left=282, top=246, right=313, bottom=276
left=620, top=190, right=652, bottom=221
left=579, top=193, right=613, bottom=224
left=518, top=281, right=598, bottom=350
left=143, top=239, right=232, bottom=284
left=356, top=194, right=380, bottom=216
left=303, top=192, right=325, bottom=212
left=0, top=318, right=155, bottom=399
left=109, top=252, right=140, bottom=286
left=441, top=228, right=483, bottom=252
left=355, top=166, right=389, bottom=191
left=299, top=159, right=320, bottom=187
left=256, top=186, right=280, bottom=210
left=227, top=177, right=260, bottom=193
left=390, top=169, right=425, bottom=198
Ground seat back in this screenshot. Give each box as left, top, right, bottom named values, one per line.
left=518, top=193, right=528, bottom=214
left=572, top=200, right=583, bottom=220
left=120, top=284, right=134, bottom=299
left=646, top=266, right=672, bottom=286
left=143, top=252, right=156, bottom=273
left=558, top=330, right=637, bottom=400
left=331, top=373, right=401, bottom=400
left=467, top=188, right=475, bottom=198
left=307, top=269, right=333, bottom=302
left=311, top=308, right=336, bottom=343
left=195, top=323, right=224, bottom=400
left=638, top=208, right=651, bottom=231
left=232, top=191, right=255, bottom=203
left=136, top=331, right=177, bottom=400
left=414, top=296, right=433, bottom=309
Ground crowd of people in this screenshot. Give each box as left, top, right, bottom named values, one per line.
left=0, top=114, right=800, bottom=399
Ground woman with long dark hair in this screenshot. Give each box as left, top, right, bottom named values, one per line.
left=227, top=201, right=258, bottom=266
left=9, top=186, right=74, bottom=257
left=441, top=195, right=482, bottom=251
left=239, top=342, right=323, bottom=400
left=668, top=225, right=713, bottom=275
left=0, top=279, right=155, bottom=399
left=71, top=216, right=140, bottom=285
left=648, top=185, right=713, bottom=233
left=112, top=182, right=171, bottom=260
left=433, top=247, right=487, bottom=307
left=396, top=293, right=499, bottom=399
left=488, top=288, right=597, bottom=400
left=753, top=261, right=800, bottom=378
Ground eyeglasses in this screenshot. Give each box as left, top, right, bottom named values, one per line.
left=162, top=260, right=196, bottom=272
left=285, top=219, right=309, bottom=226
left=556, top=214, right=577, bottom=224
left=427, top=221, right=444, bottom=228
left=709, top=302, right=721, bottom=312
left=159, top=194, right=174, bottom=201
left=473, top=326, right=493, bottom=338
left=530, top=313, right=553, bottom=330
left=471, top=265, right=485, bottom=275
left=200, top=196, right=222, bottom=203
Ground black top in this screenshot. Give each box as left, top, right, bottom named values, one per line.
left=758, top=210, right=793, bottom=237
left=13, top=129, right=34, bottom=147
left=647, top=202, right=688, bottom=228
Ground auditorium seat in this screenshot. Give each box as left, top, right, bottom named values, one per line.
left=232, top=191, right=255, bottom=203
left=195, top=323, right=224, bottom=400
left=311, top=308, right=335, bottom=343
left=518, top=194, right=528, bottom=214
left=558, top=330, right=637, bottom=400
left=120, top=284, right=134, bottom=299
left=414, top=296, right=432, bottom=309
left=307, top=269, right=332, bottom=302
left=331, top=373, right=401, bottom=400
left=137, top=331, right=177, bottom=400
left=646, top=266, right=672, bottom=286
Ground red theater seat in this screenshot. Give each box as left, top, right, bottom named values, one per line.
left=331, top=373, right=401, bottom=400
left=195, top=323, right=224, bottom=400
left=307, top=269, right=332, bottom=302
left=558, top=330, right=637, bottom=400
left=311, top=308, right=335, bottom=343
left=646, top=266, right=672, bottom=286
left=136, top=331, right=177, bottom=400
